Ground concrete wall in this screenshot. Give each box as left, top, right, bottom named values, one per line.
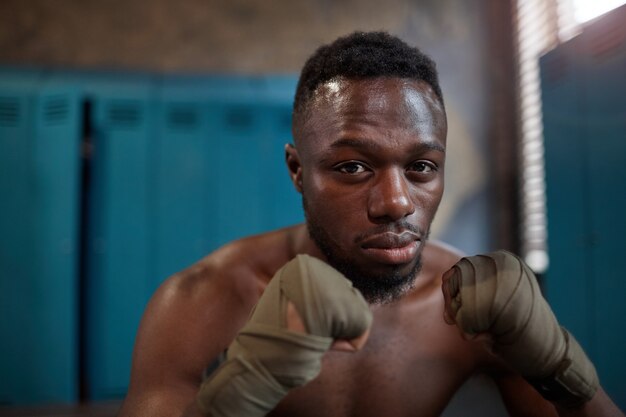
left=1, top=0, right=479, bottom=72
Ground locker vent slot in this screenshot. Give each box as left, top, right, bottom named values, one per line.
left=167, top=106, right=199, bottom=130
left=0, top=97, right=19, bottom=127
left=107, top=102, right=142, bottom=128
left=43, top=96, right=69, bottom=124
left=225, top=108, right=253, bottom=131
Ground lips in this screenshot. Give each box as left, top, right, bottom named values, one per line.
left=360, top=232, right=421, bottom=265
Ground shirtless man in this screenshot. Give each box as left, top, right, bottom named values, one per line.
left=118, top=32, right=624, bottom=417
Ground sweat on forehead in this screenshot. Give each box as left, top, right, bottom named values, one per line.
left=292, top=77, right=447, bottom=148
left=313, top=77, right=444, bottom=115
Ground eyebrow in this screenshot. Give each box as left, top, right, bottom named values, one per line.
left=327, top=137, right=446, bottom=155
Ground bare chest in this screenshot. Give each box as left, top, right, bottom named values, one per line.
left=269, top=308, right=476, bottom=417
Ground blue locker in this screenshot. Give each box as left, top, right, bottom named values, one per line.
left=0, top=69, right=81, bottom=404
left=541, top=4, right=626, bottom=409
left=154, top=75, right=303, bottom=278
left=211, top=78, right=269, bottom=246
left=0, top=69, right=42, bottom=405
left=579, top=7, right=626, bottom=407
left=540, top=38, right=594, bottom=352
left=78, top=73, right=156, bottom=400
left=260, top=76, right=303, bottom=230
left=152, top=76, right=218, bottom=281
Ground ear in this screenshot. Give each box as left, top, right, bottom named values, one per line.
left=285, top=143, right=303, bottom=193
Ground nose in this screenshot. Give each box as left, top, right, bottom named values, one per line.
left=367, top=168, right=415, bottom=222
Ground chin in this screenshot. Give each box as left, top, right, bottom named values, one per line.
left=351, top=257, right=422, bottom=304
left=303, top=201, right=426, bottom=303
left=317, top=247, right=422, bottom=305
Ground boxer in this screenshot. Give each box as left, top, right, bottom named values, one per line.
left=119, top=32, right=624, bottom=417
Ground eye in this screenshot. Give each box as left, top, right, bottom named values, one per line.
left=408, top=161, right=437, bottom=175
left=408, top=161, right=437, bottom=174
left=335, top=161, right=368, bottom=175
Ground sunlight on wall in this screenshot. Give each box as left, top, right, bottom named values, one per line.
left=573, top=0, right=626, bottom=22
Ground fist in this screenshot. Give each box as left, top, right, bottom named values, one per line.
left=441, top=250, right=564, bottom=377
left=440, top=250, right=599, bottom=407
left=197, top=255, right=372, bottom=416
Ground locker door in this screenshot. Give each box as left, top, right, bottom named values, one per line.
left=30, top=83, right=82, bottom=404
left=580, top=7, right=626, bottom=408
left=540, top=38, right=594, bottom=352
left=211, top=80, right=267, bottom=246
left=0, top=70, right=81, bottom=404
left=0, top=71, right=41, bottom=405
left=153, top=77, right=215, bottom=281
left=260, top=76, right=303, bottom=230
left=85, top=76, right=155, bottom=400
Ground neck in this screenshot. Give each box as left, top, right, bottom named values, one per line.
left=290, top=223, right=327, bottom=261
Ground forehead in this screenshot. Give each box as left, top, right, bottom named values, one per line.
left=298, top=77, right=447, bottom=154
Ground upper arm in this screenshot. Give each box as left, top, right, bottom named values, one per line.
left=118, top=261, right=260, bottom=417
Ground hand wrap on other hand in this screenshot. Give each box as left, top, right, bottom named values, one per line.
left=445, top=250, right=598, bottom=408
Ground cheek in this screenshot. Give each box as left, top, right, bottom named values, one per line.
left=413, top=178, right=444, bottom=210
left=305, top=174, right=365, bottom=225
left=428, top=182, right=445, bottom=209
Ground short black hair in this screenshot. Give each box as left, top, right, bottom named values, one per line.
left=293, top=31, right=444, bottom=119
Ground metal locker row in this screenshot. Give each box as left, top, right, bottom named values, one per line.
left=87, top=73, right=303, bottom=400
left=0, top=68, right=82, bottom=404
left=0, top=68, right=302, bottom=404
left=541, top=4, right=626, bottom=409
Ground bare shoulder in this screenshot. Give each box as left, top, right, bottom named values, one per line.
left=119, top=226, right=299, bottom=417
left=150, top=224, right=302, bottom=316
left=137, top=225, right=302, bottom=353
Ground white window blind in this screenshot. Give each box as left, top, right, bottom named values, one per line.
left=514, top=0, right=559, bottom=273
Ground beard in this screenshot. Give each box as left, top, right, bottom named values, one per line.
left=304, top=196, right=426, bottom=304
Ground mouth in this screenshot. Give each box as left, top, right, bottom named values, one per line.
left=360, top=231, right=421, bottom=265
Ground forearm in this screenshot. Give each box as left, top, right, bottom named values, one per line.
left=555, top=387, right=625, bottom=417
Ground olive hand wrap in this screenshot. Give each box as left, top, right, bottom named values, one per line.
left=444, top=250, right=598, bottom=408
left=196, top=254, right=372, bottom=416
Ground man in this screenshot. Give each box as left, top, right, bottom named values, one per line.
left=119, top=32, right=623, bottom=417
